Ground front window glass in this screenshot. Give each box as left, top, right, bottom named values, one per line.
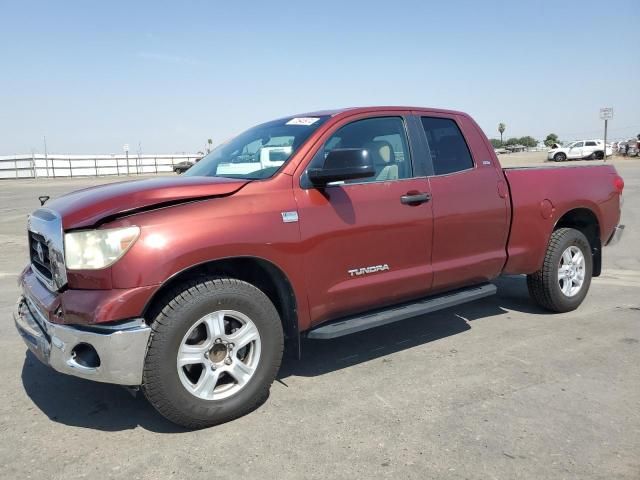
left=186, top=116, right=329, bottom=179
left=306, top=116, right=412, bottom=184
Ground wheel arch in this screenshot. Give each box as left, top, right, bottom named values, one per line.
left=554, top=208, right=602, bottom=276
left=143, top=256, right=301, bottom=357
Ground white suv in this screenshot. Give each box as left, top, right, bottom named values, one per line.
left=548, top=140, right=613, bottom=162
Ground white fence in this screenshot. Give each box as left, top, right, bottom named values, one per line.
left=0, top=154, right=201, bottom=179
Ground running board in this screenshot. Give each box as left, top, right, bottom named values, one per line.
left=306, top=283, right=497, bottom=340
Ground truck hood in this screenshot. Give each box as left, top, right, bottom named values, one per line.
left=46, top=176, right=250, bottom=229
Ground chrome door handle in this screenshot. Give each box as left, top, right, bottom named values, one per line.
left=400, top=192, right=431, bottom=205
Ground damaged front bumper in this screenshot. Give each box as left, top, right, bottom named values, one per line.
left=14, top=295, right=151, bottom=386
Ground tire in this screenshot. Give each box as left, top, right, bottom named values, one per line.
left=143, top=277, right=284, bottom=428
left=553, top=152, right=567, bottom=162
left=594, top=151, right=604, bottom=160
left=527, top=228, right=592, bottom=313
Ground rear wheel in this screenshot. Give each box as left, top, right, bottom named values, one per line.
left=527, top=228, right=592, bottom=312
left=553, top=152, right=567, bottom=162
left=143, top=277, right=283, bottom=428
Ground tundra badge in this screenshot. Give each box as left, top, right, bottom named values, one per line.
left=348, top=264, right=390, bottom=277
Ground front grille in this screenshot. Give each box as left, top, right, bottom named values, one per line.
left=27, top=209, right=67, bottom=291
left=29, top=231, right=53, bottom=281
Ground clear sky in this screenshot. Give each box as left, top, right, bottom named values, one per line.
left=1, top=0, right=638, bottom=154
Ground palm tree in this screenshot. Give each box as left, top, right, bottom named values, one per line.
left=498, top=123, right=506, bottom=146
left=206, top=138, right=213, bottom=154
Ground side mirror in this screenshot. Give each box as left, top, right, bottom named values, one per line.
left=307, top=148, right=375, bottom=186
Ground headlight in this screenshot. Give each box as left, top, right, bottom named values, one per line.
left=65, top=226, right=140, bottom=270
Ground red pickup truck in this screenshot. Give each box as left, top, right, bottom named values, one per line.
left=15, top=107, right=625, bottom=428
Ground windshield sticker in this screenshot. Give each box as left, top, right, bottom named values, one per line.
left=286, top=117, right=320, bottom=126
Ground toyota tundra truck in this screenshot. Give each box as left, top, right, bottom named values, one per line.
left=14, top=107, right=625, bottom=428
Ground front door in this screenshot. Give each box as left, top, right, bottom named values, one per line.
left=568, top=141, right=584, bottom=159
left=294, top=115, right=434, bottom=325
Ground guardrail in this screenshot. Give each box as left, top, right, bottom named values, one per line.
left=0, top=154, right=200, bottom=179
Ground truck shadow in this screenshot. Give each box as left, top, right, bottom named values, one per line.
left=20, top=351, right=186, bottom=433
left=20, top=275, right=543, bottom=432
left=278, top=275, right=543, bottom=379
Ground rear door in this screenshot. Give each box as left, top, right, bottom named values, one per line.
left=584, top=140, right=598, bottom=158
left=414, top=112, right=510, bottom=290
left=293, top=114, right=434, bottom=325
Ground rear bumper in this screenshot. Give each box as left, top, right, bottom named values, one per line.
left=14, top=295, right=151, bottom=386
left=605, top=224, right=625, bottom=246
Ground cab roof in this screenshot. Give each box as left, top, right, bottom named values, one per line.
left=291, top=106, right=469, bottom=118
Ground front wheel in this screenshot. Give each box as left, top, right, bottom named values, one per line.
left=143, top=277, right=284, bottom=428
left=527, top=228, right=592, bottom=312
left=553, top=152, right=567, bottom=162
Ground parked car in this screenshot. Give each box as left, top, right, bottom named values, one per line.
left=626, top=139, right=639, bottom=157
left=548, top=139, right=613, bottom=161
left=174, top=158, right=200, bottom=174
left=505, top=144, right=526, bottom=152
left=14, top=106, right=625, bottom=428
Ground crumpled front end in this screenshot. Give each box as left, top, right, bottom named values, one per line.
left=547, top=148, right=565, bottom=160
left=14, top=294, right=150, bottom=385
left=15, top=207, right=154, bottom=385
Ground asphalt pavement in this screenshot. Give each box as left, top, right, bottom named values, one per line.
left=0, top=156, right=638, bottom=479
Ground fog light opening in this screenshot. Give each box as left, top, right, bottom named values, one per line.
left=71, top=343, right=101, bottom=368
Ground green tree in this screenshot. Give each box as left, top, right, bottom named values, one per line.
left=489, top=138, right=502, bottom=148
left=504, top=137, right=520, bottom=146
left=498, top=123, right=506, bottom=145
left=518, top=136, right=538, bottom=148
left=544, top=133, right=559, bottom=147
left=206, top=138, right=213, bottom=153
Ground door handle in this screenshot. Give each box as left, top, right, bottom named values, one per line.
left=400, top=192, right=431, bottom=205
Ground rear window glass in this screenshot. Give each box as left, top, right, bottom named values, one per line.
left=420, top=117, right=474, bottom=175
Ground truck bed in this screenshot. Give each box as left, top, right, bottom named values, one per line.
left=502, top=163, right=621, bottom=275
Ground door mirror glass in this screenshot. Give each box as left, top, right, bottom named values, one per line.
left=307, top=148, right=375, bottom=185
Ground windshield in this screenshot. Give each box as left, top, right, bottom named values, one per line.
left=185, top=115, right=329, bottom=179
